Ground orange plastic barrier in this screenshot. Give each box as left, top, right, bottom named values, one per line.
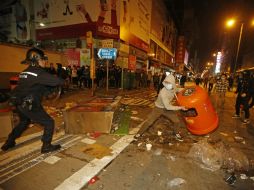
left=177, top=85, right=219, bottom=135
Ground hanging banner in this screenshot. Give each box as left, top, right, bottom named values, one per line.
left=128, top=55, right=136, bottom=71
left=65, top=48, right=80, bottom=66
left=80, top=48, right=91, bottom=66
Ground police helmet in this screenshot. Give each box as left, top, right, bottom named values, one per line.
left=21, top=48, right=46, bottom=66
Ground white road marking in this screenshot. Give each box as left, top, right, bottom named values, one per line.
left=44, top=156, right=62, bottom=165
left=0, top=136, right=82, bottom=184
left=54, top=124, right=144, bottom=190
left=81, top=138, right=96, bottom=144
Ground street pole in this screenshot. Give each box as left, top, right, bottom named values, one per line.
left=106, top=59, right=109, bottom=92
left=233, top=23, right=244, bottom=76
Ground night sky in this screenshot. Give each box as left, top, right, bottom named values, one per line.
left=194, top=0, right=254, bottom=68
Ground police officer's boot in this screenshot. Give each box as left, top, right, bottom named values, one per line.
left=41, top=142, right=61, bottom=153
left=1, top=139, right=16, bottom=151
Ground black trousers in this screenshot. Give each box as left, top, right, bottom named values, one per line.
left=8, top=105, right=54, bottom=143
left=235, top=95, right=250, bottom=119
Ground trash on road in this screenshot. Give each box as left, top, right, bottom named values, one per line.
left=188, top=139, right=249, bottom=171
left=188, top=140, right=223, bottom=171
left=225, top=173, right=236, bottom=185
left=146, top=143, right=152, bottom=151
left=130, top=116, right=144, bottom=122
left=88, top=176, right=99, bottom=184
left=157, top=130, right=162, bottom=136
left=234, top=136, right=244, bottom=143
left=167, top=178, right=186, bottom=188
left=220, top=132, right=229, bottom=137
left=240, top=174, right=248, bottom=180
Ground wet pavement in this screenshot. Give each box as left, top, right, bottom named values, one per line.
left=1, top=84, right=254, bottom=190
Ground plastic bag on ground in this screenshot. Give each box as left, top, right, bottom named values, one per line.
left=167, top=178, right=186, bottom=188
left=188, top=139, right=249, bottom=172
left=188, top=139, right=223, bottom=171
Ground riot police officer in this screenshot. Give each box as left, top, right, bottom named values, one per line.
left=1, top=48, right=64, bottom=153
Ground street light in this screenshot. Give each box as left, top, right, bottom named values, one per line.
left=226, top=18, right=254, bottom=76
left=225, top=18, right=243, bottom=76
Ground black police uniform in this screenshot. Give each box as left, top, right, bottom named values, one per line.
left=2, top=50, right=64, bottom=153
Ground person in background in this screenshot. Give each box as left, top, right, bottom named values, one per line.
left=48, top=63, right=56, bottom=75
left=232, top=72, right=251, bottom=124
left=208, top=76, right=215, bottom=93
left=214, top=74, right=229, bottom=109
left=180, top=73, right=187, bottom=88
left=228, top=74, right=234, bottom=91
left=248, top=73, right=254, bottom=108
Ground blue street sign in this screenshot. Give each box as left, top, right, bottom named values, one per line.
left=97, top=48, right=117, bottom=60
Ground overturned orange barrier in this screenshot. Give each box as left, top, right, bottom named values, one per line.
left=177, top=86, right=219, bottom=135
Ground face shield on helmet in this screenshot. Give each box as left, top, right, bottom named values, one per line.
left=21, top=48, right=47, bottom=66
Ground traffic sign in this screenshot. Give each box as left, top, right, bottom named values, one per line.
left=97, top=48, right=117, bottom=60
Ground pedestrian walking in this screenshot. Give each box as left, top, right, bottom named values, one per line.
left=1, top=48, right=64, bottom=153
left=232, top=72, right=251, bottom=124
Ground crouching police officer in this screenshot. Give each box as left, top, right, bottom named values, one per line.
left=1, top=47, right=64, bottom=153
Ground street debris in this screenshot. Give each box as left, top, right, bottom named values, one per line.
left=131, top=110, right=138, bottom=115
left=146, top=143, right=152, bottom=151
left=137, top=142, right=142, bottom=147
left=220, top=132, right=229, bottom=137
left=157, top=131, right=162, bottom=136
left=240, top=173, right=248, bottom=180
left=88, top=176, right=99, bottom=184
left=225, top=173, right=237, bottom=185
left=130, top=116, right=144, bottom=122
left=167, top=178, right=186, bottom=188
left=234, top=136, right=244, bottom=143
left=88, top=132, right=102, bottom=139
left=188, top=139, right=249, bottom=171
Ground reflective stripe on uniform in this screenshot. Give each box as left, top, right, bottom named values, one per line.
left=20, top=72, right=38, bottom=77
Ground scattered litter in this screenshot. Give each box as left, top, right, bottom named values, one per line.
left=220, top=132, right=229, bottom=137
left=157, top=173, right=161, bottom=176
left=88, top=176, right=99, bottom=184
left=81, top=138, right=96, bottom=144
left=89, top=132, right=102, bottom=139
left=130, top=116, right=144, bottom=122
left=233, top=130, right=237, bottom=134
left=154, top=148, right=163, bottom=156
left=188, top=139, right=249, bottom=171
left=234, top=136, right=244, bottom=143
left=168, top=143, right=174, bottom=146
left=146, top=143, right=152, bottom=151
left=131, top=110, right=138, bottom=115
left=167, top=178, right=186, bottom=188
left=188, top=140, right=223, bottom=171
left=135, top=134, right=141, bottom=138
left=137, top=142, right=142, bottom=147
left=44, top=156, right=61, bottom=165
left=242, top=141, right=246, bottom=145
left=175, top=133, right=183, bottom=142
left=204, top=134, right=210, bottom=138
left=240, top=174, right=248, bottom=180
left=157, top=131, right=162, bottom=136
left=225, top=173, right=236, bottom=185
left=170, top=156, right=176, bottom=161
